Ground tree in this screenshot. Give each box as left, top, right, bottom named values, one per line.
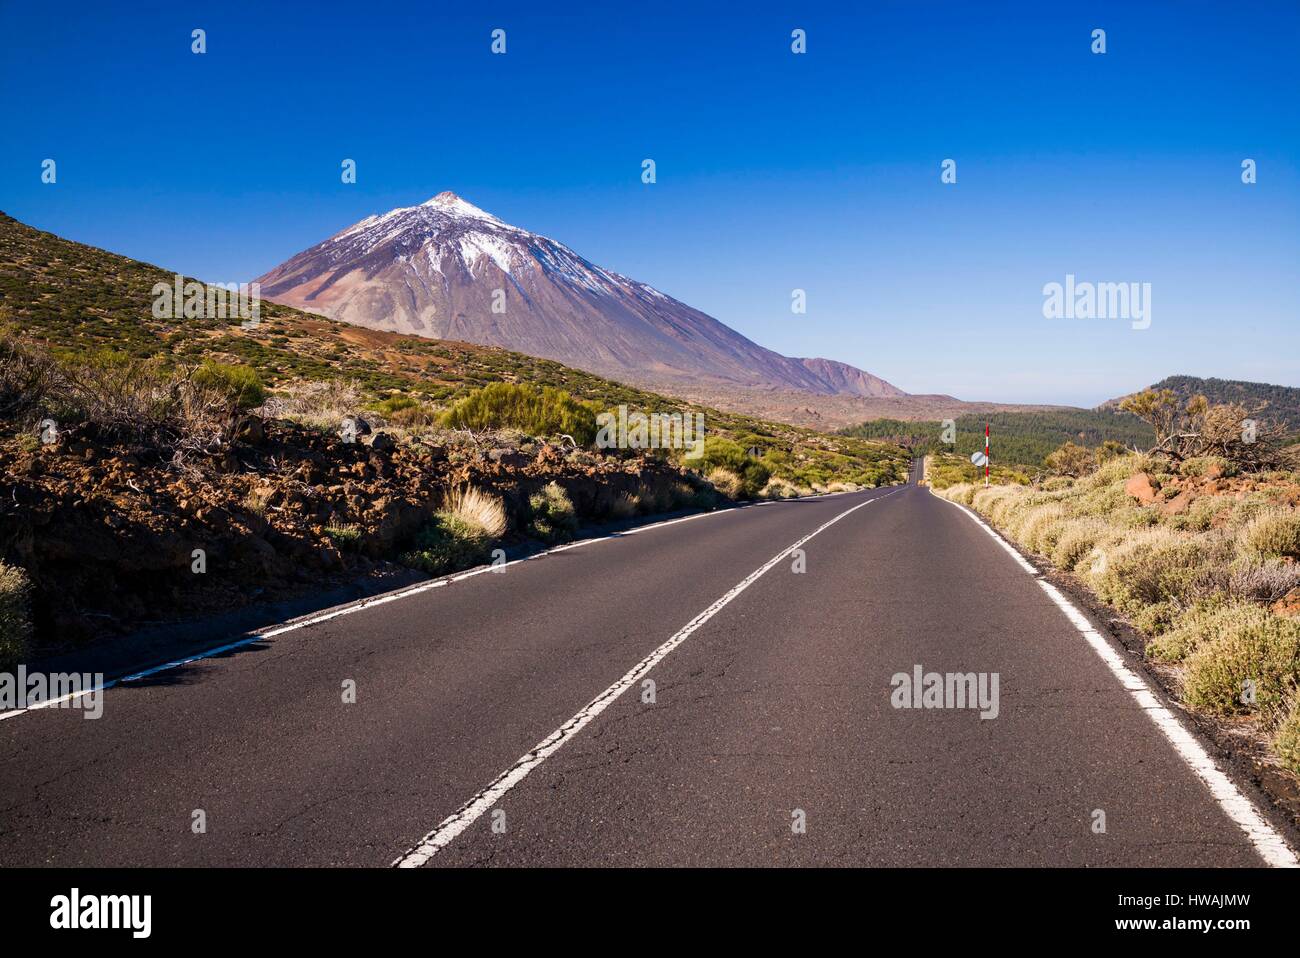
left=1120, top=389, right=1293, bottom=469
left=1044, top=441, right=1095, bottom=478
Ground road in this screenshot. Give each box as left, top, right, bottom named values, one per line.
left=0, top=466, right=1292, bottom=867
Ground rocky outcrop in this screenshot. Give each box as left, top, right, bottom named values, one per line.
left=0, top=418, right=704, bottom=653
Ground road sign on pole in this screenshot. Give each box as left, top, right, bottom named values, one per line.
left=985, top=423, right=990, bottom=486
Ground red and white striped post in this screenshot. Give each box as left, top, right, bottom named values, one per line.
left=984, top=422, right=990, bottom=487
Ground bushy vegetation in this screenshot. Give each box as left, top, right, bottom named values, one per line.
left=937, top=452, right=1300, bottom=773
left=694, top=437, right=771, bottom=499
left=0, top=333, right=263, bottom=450
left=527, top=482, right=578, bottom=543
left=841, top=409, right=1154, bottom=468
left=400, top=487, right=507, bottom=575
left=0, top=559, right=32, bottom=671
left=440, top=382, right=600, bottom=445
left=191, top=361, right=266, bottom=410
left=924, top=453, right=1030, bottom=490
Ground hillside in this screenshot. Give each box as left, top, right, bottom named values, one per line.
left=0, top=210, right=909, bottom=489
left=1104, top=375, right=1300, bottom=433
left=0, top=210, right=916, bottom=652
left=840, top=409, right=1155, bottom=468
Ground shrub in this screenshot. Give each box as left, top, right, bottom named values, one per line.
left=696, top=437, right=771, bottom=498
left=1083, top=453, right=1158, bottom=489
left=608, top=493, right=637, bottom=519
left=1237, top=508, right=1300, bottom=561
left=528, top=481, right=578, bottom=543
left=1182, top=612, right=1300, bottom=720
left=1049, top=518, right=1112, bottom=571
left=401, top=487, right=506, bottom=575
left=1167, top=495, right=1235, bottom=532
left=760, top=477, right=803, bottom=499
left=707, top=467, right=744, bottom=499
left=265, top=379, right=365, bottom=431
left=442, top=486, right=507, bottom=538
left=1085, top=528, right=1232, bottom=614
left=1179, top=456, right=1235, bottom=478
left=942, top=483, right=979, bottom=506
left=1146, top=601, right=1264, bottom=663
left=0, top=332, right=62, bottom=423
left=0, top=560, right=32, bottom=671
left=241, top=486, right=272, bottom=517
left=1225, top=557, right=1300, bottom=604
left=371, top=395, right=419, bottom=416
left=1044, top=441, right=1095, bottom=478
left=1015, top=503, right=1067, bottom=554
left=324, top=523, right=362, bottom=546
left=441, top=382, right=598, bottom=445
left=401, top=514, right=492, bottom=575
left=1274, top=697, right=1300, bottom=774
left=190, top=362, right=265, bottom=410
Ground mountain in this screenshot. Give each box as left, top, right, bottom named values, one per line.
left=0, top=209, right=910, bottom=487
left=254, top=192, right=906, bottom=401
left=1103, top=375, right=1300, bottom=432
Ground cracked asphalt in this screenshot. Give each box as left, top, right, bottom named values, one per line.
left=0, top=470, right=1276, bottom=866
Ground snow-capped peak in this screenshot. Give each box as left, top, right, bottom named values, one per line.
left=419, top=191, right=504, bottom=225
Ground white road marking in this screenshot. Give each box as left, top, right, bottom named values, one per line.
left=392, top=489, right=900, bottom=867
left=938, top=495, right=1298, bottom=868
left=0, top=488, right=874, bottom=723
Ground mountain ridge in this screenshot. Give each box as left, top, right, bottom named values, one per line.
left=254, top=193, right=907, bottom=401
left=1101, top=374, right=1300, bottom=431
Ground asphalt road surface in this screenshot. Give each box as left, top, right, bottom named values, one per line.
left=1, top=466, right=1292, bottom=867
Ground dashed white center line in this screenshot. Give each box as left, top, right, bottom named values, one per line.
left=393, top=488, right=899, bottom=867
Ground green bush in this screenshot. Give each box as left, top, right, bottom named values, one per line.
left=191, top=362, right=265, bottom=410
left=1274, top=697, right=1300, bottom=774
left=528, top=481, right=578, bottom=543
left=1182, top=612, right=1300, bottom=720
left=0, top=560, right=32, bottom=671
left=1237, top=508, right=1300, bottom=560
left=1180, top=456, right=1235, bottom=478
left=1146, top=600, right=1260, bottom=663
left=696, top=437, right=771, bottom=498
left=440, top=382, right=598, bottom=445
left=1049, top=518, right=1112, bottom=571
left=401, top=514, right=492, bottom=575
left=1085, top=529, right=1231, bottom=615
left=370, top=395, right=419, bottom=416
left=400, top=487, right=506, bottom=575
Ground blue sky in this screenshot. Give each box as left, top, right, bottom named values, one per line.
left=2, top=0, right=1297, bottom=406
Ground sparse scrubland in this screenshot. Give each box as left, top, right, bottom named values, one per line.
left=0, top=212, right=908, bottom=656
left=936, top=389, right=1300, bottom=773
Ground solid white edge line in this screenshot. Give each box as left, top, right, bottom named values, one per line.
left=936, top=494, right=1299, bottom=868
left=391, top=488, right=901, bottom=867
left=0, top=487, right=885, bottom=723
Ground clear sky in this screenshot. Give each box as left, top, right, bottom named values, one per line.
left=2, top=1, right=1297, bottom=406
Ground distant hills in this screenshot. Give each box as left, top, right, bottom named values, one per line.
left=1103, top=375, right=1300, bottom=432
left=840, top=409, right=1155, bottom=468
